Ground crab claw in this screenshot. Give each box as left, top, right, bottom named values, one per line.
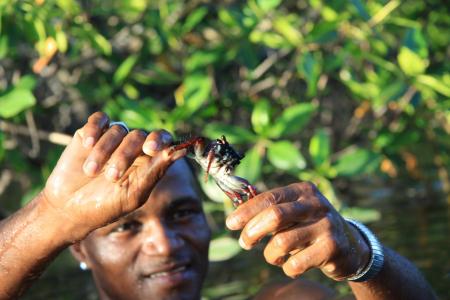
left=214, top=175, right=258, bottom=207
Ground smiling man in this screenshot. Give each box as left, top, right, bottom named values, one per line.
left=0, top=112, right=436, bottom=300
left=70, top=159, right=210, bottom=300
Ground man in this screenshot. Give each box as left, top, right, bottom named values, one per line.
left=0, top=112, right=436, bottom=299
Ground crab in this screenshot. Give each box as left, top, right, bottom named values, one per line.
left=170, top=135, right=257, bottom=207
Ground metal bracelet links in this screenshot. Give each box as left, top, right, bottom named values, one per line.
left=345, top=218, right=384, bottom=282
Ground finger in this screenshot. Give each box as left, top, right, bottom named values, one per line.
left=263, top=223, right=319, bottom=266
left=118, top=147, right=187, bottom=212
left=226, top=183, right=303, bottom=230
left=76, top=112, right=109, bottom=148
left=104, top=129, right=147, bottom=181
left=239, top=201, right=312, bottom=250
left=83, top=124, right=128, bottom=176
left=142, top=129, right=173, bottom=156
left=282, top=241, right=329, bottom=278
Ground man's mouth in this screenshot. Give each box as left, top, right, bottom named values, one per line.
left=147, top=264, right=189, bottom=279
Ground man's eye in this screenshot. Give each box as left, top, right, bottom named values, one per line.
left=113, top=221, right=141, bottom=233
left=171, top=208, right=197, bottom=221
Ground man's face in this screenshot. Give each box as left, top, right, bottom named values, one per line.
left=75, top=160, right=211, bottom=300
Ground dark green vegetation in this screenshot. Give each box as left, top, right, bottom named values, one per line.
left=0, top=0, right=449, bottom=298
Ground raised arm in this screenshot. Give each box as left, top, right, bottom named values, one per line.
left=226, top=182, right=436, bottom=300
left=0, top=112, right=184, bottom=299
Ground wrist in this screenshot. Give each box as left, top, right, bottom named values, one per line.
left=36, top=191, right=90, bottom=244
left=345, top=218, right=384, bottom=282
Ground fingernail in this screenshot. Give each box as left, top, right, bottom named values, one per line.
left=83, top=137, right=95, bottom=148
left=143, top=141, right=159, bottom=153
left=239, top=236, right=251, bottom=250
left=84, top=161, right=98, bottom=175
left=106, top=167, right=119, bottom=181
left=226, top=216, right=239, bottom=230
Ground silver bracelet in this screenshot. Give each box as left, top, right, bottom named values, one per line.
left=345, top=218, right=384, bottom=282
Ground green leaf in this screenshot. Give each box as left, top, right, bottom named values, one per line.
left=416, top=75, right=450, bottom=97
left=0, top=89, right=36, bottom=118
left=403, top=28, right=428, bottom=59
left=183, top=72, right=212, bottom=114
left=251, top=99, right=271, bottom=135
left=334, top=147, right=381, bottom=177
left=256, top=0, right=282, bottom=12
left=309, top=129, right=330, bottom=167
left=273, top=18, right=302, bottom=46
left=198, top=174, right=226, bottom=203
left=86, top=25, right=112, bottom=55
left=397, top=47, right=428, bottom=76
left=209, top=236, right=241, bottom=261
left=269, top=103, right=316, bottom=138
left=185, top=50, right=222, bottom=72
left=55, top=30, right=68, bottom=53
left=15, top=75, right=37, bottom=90
left=113, top=55, right=139, bottom=85
left=297, top=52, right=322, bottom=96
left=267, top=140, right=306, bottom=172
left=182, top=7, right=208, bottom=33
left=235, top=146, right=263, bottom=183
left=204, top=123, right=256, bottom=144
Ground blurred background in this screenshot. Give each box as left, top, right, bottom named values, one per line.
left=0, top=0, right=449, bottom=299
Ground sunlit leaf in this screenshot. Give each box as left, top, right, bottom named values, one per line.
left=273, top=18, right=302, bottom=46
left=267, top=140, right=306, bottom=172
left=251, top=99, right=271, bottom=135
left=209, top=236, right=241, bottom=261
left=114, top=55, right=139, bottom=85
left=236, top=146, right=263, bottom=183
left=397, top=47, right=428, bottom=76
left=256, top=0, right=281, bottom=12
left=0, top=89, right=36, bottom=118
left=198, top=174, right=226, bottom=203
left=185, top=50, right=222, bottom=72
left=15, top=75, right=37, bottom=90
left=334, top=147, right=381, bottom=176
left=204, top=123, right=256, bottom=144
left=309, top=128, right=330, bottom=167
left=269, top=103, right=316, bottom=138
left=416, top=75, right=450, bottom=97
left=183, top=72, right=212, bottom=113
left=182, top=7, right=208, bottom=33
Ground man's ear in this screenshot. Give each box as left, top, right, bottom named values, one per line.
left=70, top=242, right=90, bottom=269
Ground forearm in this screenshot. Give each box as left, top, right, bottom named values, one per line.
left=349, top=246, right=436, bottom=300
left=0, top=193, right=75, bottom=299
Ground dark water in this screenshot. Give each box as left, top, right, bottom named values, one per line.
left=22, top=186, right=449, bottom=300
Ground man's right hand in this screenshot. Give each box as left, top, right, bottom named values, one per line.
left=41, top=112, right=185, bottom=242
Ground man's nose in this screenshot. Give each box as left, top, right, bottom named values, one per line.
left=140, top=220, right=184, bottom=256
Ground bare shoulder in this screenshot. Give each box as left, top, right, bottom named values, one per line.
left=252, top=278, right=355, bottom=300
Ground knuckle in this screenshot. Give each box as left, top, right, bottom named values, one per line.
left=265, top=192, right=279, bottom=206
left=272, top=233, right=289, bottom=251
left=268, top=206, right=284, bottom=226
left=324, top=235, right=340, bottom=259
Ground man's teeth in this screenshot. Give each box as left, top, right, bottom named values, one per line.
left=149, top=265, right=187, bottom=278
